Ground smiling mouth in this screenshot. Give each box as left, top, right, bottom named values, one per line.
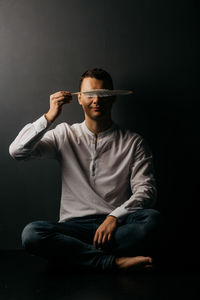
left=92, top=107, right=102, bottom=110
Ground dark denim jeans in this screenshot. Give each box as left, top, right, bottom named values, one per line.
left=21, top=209, right=160, bottom=271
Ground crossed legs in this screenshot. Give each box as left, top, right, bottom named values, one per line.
left=21, top=209, right=160, bottom=271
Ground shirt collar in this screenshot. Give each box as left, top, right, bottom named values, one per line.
left=82, top=121, right=117, bottom=138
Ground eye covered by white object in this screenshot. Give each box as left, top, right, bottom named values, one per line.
left=71, top=89, right=133, bottom=98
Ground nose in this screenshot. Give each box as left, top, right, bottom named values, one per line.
left=93, top=96, right=100, bottom=104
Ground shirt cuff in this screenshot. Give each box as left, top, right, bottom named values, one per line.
left=109, top=208, right=127, bottom=223
left=109, top=207, right=137, bottom=223
left=32, top=115, right=52, bottom=134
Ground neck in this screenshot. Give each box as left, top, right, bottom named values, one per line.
left=85, top=117, right=113, bottom=136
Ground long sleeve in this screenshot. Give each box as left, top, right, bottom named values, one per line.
left=9, top=115, right=58, bottom=160
left=109, top=137, right=157, bottom=221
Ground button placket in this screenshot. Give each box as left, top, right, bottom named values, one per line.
left=90, top=137, right=97, bottom=179
left=89, top=134, right=104, bottom=180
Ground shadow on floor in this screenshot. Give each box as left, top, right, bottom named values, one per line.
left=0, top=250, right=200, bottom=300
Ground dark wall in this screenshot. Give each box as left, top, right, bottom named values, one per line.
left=0, top=0, right=199, bottom=265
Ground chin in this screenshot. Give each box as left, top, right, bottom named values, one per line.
left=90, top=113, right=104, bottom=120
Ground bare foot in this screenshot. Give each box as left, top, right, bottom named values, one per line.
left=114, top=256, right=154, bottom=272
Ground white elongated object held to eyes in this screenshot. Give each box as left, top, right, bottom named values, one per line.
left=71, top=89, right=133, bottom=98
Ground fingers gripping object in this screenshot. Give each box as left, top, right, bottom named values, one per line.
left=71, top=89, right=133, bottom=98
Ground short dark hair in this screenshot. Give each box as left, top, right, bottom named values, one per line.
left=79, top=68, right=113, bottom=91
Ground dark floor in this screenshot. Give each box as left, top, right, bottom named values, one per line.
left=0, top=250, right=200, bottom=300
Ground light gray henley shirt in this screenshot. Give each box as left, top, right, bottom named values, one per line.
left=9, top=115, right=157, bottom=222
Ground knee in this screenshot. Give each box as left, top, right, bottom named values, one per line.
left=142, top=209, right=160, bottom=231
left=21, top=221, right=49, bottom=252
left=130, top=209, right=160, bottom=233
left=146, top=209, right=160, bottom=224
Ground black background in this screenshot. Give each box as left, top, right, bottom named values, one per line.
left=0, top=0, right=199, bottom=265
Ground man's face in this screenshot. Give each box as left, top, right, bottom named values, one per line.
left=78, top=77, right=115, bottom=121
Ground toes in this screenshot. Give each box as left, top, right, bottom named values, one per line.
left=148, top=257, right=153, bottom=264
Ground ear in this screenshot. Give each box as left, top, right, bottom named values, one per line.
left=78, top=93, right=82, bottom=105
